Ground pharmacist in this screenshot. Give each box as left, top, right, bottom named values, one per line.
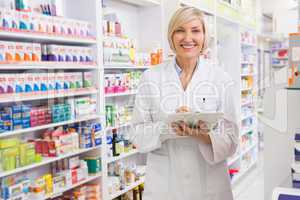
left=131, top=6, right=238, bottom=200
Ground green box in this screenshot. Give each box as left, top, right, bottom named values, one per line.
left=84, top=156, right=101, bottom=174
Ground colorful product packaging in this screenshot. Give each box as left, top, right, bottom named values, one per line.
left=83, top=72, right=93, bottom=88
left=5, top=42, right=15, bottom=61
left=52, top=16, right=61, bottom=35
left=16, top=73, right=25, bottom=93
left=18, top=11, right=30, bottom=31
left=0, top=43, right=5, bottom=61
left=84, top=156, right=101, bottom=174
left=24, top=42, right=32, bottom=61
left=0, top=9, right=9, bottom=30
left=72, top=47, right=79, bottom=62
left=74, top=72, right=83, bottom=89
left=32, top=43, right=41, bottom=61
left=33, top=73, right=41, bottom=92
left=47, top=73, right=55, bottom=91
left=40, top=73, right=48, bottom=92
left=6, top=74, right=16, bottom=93
left=65, top=46, right=73, bottom=62
left=24, top=73, right=34, bottom=93
left=0, top=74, right=7, bottom=94
left=15, top=42, right=25, bottom=61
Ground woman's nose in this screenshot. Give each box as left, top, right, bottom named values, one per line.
left=183, top=31, right=193, bottom=42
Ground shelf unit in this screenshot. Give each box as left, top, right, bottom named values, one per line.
left=0, top=62, right=97, bottom=70
left=0, top=30, right=96, bottom=45
left=0, top=0, right=104, bottom=199
left=107, top=149, right=139, bottom=163
left=108, top=177, right=145, bottom=200
left=271, top=39, right=289, bottom=71
left=0, top=145, right=101, bottom=178
left=233, top=27, right=258, bottom=184
left=48, top=172, right=102, bottom=199
left=0, top=114, right=101, bottom=139
left=0, top=88, right=98, bottom=103
left=105, top=90, right=138, bottom=98
left=215, top=14, right=258, bottom=185
left=101, top=0, right=163, bottom=198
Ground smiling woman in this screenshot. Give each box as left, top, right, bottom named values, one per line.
left=131, top=6, right=238, bottom=200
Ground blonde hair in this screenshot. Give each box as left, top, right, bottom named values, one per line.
left=168, top=6, right=209, bottom=54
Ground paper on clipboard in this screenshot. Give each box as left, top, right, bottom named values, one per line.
left=166, top=112, right=224, bottom=127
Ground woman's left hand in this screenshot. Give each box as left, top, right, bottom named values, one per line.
left=171, top=120, right=212, bottom=144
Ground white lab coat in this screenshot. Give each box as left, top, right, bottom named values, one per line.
left=130, top=58, right=239, bottom=200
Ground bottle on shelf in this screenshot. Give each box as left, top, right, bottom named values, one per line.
left=112, top=128, right=120, bottom=157
left=133, top=186, right=140, bottom=200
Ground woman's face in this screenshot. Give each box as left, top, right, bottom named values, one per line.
left=172, top=19, right=205, bottom=60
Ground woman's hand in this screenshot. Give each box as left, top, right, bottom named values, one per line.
left=171, top=120, right=212, bottom=144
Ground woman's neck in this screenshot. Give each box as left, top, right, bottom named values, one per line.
left=175, top=56, right=198, bottom=74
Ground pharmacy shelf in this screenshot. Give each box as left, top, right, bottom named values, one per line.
left=241, top=73, right=255, bottom=77
left=119, top=0, right=160, bottom=7
left=241, top=142, right=258, bottom=156
left=241, top=62, right=255, bottom=65
left=0, top=145, right=101, bottom=178
left=0, top=88, right=98, bottom=103
left=49, top=172, right=102, bottom=199
left=107, top=149, right=139, bottom=163
left=295, top=143, right=300, bottom=151
left=241, top=113, right=254, bottom=121
left=271, top=48, right=288, bottom=51
left=273, top=57, right=288, bottom=60
left=241, top=43, right=257, bottom=48
left=106, top=122, right=132, bottom=132
left=104, top=63, right=150, bottom=70
left=109, top=177, right=145, bottom=200
left=0, top=114, right=101, bottom=139
left=241, top=100, right=253, bottom=106
left=105, top=90, right=137, bottom=98
left=272, top=64, right=286, bottom=69
left=0, top=62, right=97, bottom=70
left=241, top=126, right=255, bottom=136
left=0, top=30, right=96, bottom=45
left=241, top=87, right=253, bottom=92
left=232, top=160, right=257, bottom=184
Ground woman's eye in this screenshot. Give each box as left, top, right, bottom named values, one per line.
left=175, top=29, right=184, bottom=33
left=192, top=29, right=201, bottom=33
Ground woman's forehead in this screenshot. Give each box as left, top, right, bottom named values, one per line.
left=178, top=18, right=204, bottom=28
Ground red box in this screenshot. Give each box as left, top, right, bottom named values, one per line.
left=35, top=140, right=43, bottom=154
left=47, top=141, right=57, bottom=157
left=42, top=140, right=49, bottom=157
left=71, top=169, right=78, bottom=184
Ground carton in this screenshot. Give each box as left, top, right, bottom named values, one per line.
left=15, top=42, right=25, bottom=62
left=0, top=42, right=5, bottom=62
left=5, top=42, right=15, bottom=62
left=18, top=11, right=30, bottom=31
left=24, top=42, right=32, bottom=61
left=32, top=43, right=41, bottom=61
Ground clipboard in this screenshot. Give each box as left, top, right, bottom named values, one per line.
left=166, top=112, right=224, bottom=128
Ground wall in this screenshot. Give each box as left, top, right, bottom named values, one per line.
left=260, top=0, right=298, bottom=36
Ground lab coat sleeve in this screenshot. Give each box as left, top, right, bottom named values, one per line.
left=129, top=71, right=169, bottom=153
left=199, top=81, right=239, bottom=165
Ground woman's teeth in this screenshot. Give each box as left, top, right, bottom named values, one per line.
left=181, top=44, right=195, bottom=49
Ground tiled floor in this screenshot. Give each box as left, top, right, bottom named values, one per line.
left=233, top=152, right=264, bottom=200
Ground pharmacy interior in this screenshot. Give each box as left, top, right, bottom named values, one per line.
left=0, top=0, right=298, bottom=200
